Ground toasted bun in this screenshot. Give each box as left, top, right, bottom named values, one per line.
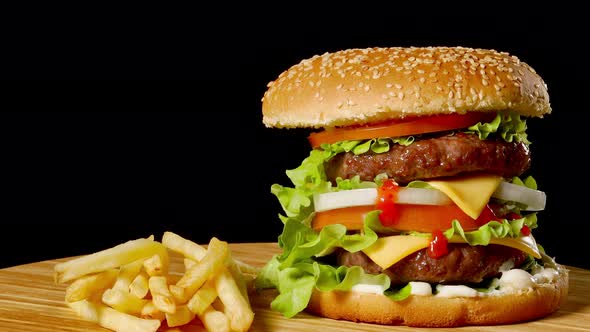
left=262, top=47, right=551, bottom=128
left=306, top=266, right=568, bottom=327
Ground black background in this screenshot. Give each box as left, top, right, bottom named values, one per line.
left=2, top=6, right=588, bottom=269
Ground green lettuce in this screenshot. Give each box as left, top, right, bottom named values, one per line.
left=262, top=111, right=540, bottom=318
left=257, top=210, right=539, bottom=318
left=256, top=217, right=390, bottom=318
left=271, top=112, right=531, bottom=224
left=465, top=112, right=530, bottom=144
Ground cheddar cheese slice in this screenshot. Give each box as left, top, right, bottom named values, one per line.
left=362, top=234, right=541, bottom=270
left=427, top=174, right=502, bottom=219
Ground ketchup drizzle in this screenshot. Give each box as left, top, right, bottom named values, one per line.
left=376, top=179, right=399, bottom=226
left=428, top=229, right=449, bottom=258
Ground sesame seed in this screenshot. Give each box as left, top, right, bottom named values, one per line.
left=386, top=83, right=393, bottom=88
left=482, top=79, right=489, bottom=86
left=395, top=84, right=402, bottom=89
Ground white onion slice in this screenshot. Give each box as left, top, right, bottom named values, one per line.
left=313, top=187, right=451, bottom=212
left=492, top=181, right=546, bottom=211
left=313, top=181, right=546, bottom=213
left=397, top=187, right=452, bottom=206
left=313, top=188, right=377, bottom=212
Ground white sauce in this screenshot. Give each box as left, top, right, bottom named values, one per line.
left=533, top=267, right=558, bottom=284
left=435, top=285, right=480, bottom=298
left=349, top=266, right=559, bottom=297
left=409, top=282, right=432, bottom=296
left=498, top=259, right=515, bottom=272
left=351, top=283, right=385, bottom=295
left=499, top=269, right=535, bottom=292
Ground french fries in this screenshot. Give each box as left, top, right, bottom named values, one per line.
left=68, top=299, right=161, bottom=332
left=187, top=280, right=217, bottom=315
left=175, top=237, right=229, bottom=302
left=65, top=269, right=118, bottom=303
left=111, top=259, right=144, bottom=291
left=101, top=288, right=149, bottom=315
left=162, top=231, right=207, bottom=261
left=54, top=238, right=167, bottom=283
left=149, top=276, right=176, bottom=314
left=129, top=271, right=149, bottom=298
left=215, top=269, right=255, bottom=332
left=55, top=231, right=257, bottom=332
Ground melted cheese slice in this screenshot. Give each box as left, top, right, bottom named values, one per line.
left=362, top=235, right=541, bottom=270
left=427, top=174, right=502, bottom=219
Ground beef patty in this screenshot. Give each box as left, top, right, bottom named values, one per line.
left=325, top=133, right=530, bottom=184
left=338, top=244, right=527, bottom=285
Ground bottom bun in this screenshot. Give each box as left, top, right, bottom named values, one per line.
left=306, top=266, right=568, bottom=327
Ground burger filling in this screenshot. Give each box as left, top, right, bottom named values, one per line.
left=257, top=112, right=556, bottom=318
left=325, top=132, right=531, bottom=184
left=337, top=244, right=527, bottom=285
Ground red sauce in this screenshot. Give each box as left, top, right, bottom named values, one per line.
left=506, top=212, right=522, bottom=220
left=475, top=205, right=499, bottom=226
left=428, top=229, right=449, bottom=258
left=376, top=179, right=399, bottom=226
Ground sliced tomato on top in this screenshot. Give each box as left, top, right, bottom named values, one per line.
left=308, top=112, right=495, bottom=148
left=311, top=204, right=498, bottom=233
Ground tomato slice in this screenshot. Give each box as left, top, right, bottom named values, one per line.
left=308, top=112, right=495, bottom=148
left=311, top=204, right=497, bottom=233
left=312, top=206, right=373, bottom=232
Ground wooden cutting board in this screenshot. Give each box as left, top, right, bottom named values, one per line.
left=1, top=243, right=589, bottom=331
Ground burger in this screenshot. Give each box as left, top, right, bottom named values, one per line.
left=256, top=46, right=568, bottom=327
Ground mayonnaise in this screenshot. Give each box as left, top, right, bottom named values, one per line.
left=409, top=282, right=432, bottom=296
left=435, top=285, right=480, bottom=298
left=533, top=267, right=558, bottom=284
left=499, top=269, right=535, bottom=292
left=351, top=283, right=386, bottom=295
left=349, top=266, right=558, bottom=297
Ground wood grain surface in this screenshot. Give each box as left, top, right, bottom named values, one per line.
left=0, top=243, right=588, bottom=331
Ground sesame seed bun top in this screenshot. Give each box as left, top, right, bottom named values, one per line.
left=262, top=47, right=551, bottom=128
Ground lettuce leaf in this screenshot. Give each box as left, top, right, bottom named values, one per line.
left=257, top=209, right=538, bottom=318
left=442, top=214, right=538, bottom=245
left=256, top=217, right=388, bottom=318
left=465, top=112, right=530, bottom=144
left=263, top=112, right=540, bottom=318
